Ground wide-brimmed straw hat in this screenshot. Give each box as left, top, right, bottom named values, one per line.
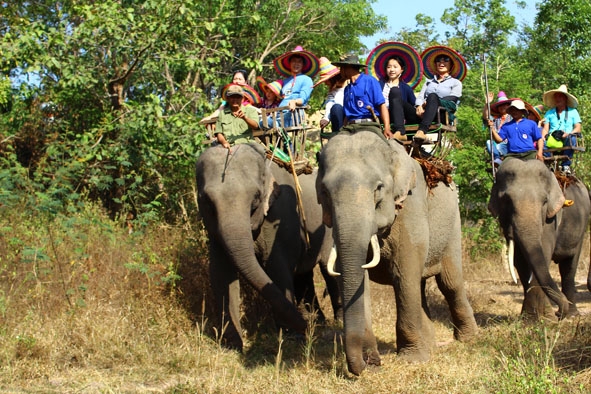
left=524, top=102, right=544, bottom=122
left=421, top=46, right=467, bottom=81
left=256, top=76, right=283, bottom=98
left=273, top=46, right=320, bottom=78
left=543, top=84, right=578, bottom=108
left=365, top=41, right=423, bottom=89
left=332, top=54, right=366, bottom=69
left=490, top=91, right=519, bottom=117
left=221, top=83, right=261, bottom=105
left=313, top=57, right=341, bottom=87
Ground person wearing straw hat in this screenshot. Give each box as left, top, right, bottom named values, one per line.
left=214, top=84, right=260, bottom=148
left=256, top=77, right=282, bottom=109
left=541, top=84, right=581, bottom=175
left=332, top=54, right=391, bottom=140
left=414, top=46, right=466, bottom=143
left=271, top=46, right=320, bottom=127
left=490, top=99, right=543, bottom=162
left=484, top=91, right=517, bottom=164
left=366, top=41, right=423, bottom=142
left=315, top=57, right=346, bottom=133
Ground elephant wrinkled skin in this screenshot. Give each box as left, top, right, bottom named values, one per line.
left=316, top=131, right=477, bottom=376
left=489, top=158, right=591, bottom=319
left=196, top=143, right=340, bottom=351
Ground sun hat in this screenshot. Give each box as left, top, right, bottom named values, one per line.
left=365, top=41, right=423, bottom=89
left=273, top=46, right=320, bottom=78
left=543, top=84, right=578, bottom=108
left=421, top=46, right=467, bottom=81
left=313, top=57, right=341, bottom=87
left=524, top=102, right=544, bottom=122
left=256, top=76, right=283, bottom=98
left=332, top=54, right=366, bottom=68
left=508, top=99, right=527, bottom=113
left=490, top=91, right=519, bottom=117
left=222, top=83, right=261, bottom=105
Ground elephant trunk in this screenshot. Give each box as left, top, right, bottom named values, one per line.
left=333, top=202, right=377, bottom=376
left=513, top=216, right=570, bottom=317
left=217, top=213, right=307, bottom=333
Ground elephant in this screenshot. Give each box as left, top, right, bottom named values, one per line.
left=316, top=130, right=478, bottom=376
left=488, top=158, right=590, bottom=319
left=196, top=142, right=340, bottom=351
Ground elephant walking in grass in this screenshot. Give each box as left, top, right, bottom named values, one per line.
left=196, top=143, right=340, bottom=351
left=488, top=158, right=590, bottom=319
left=316, top=131, right=477, bottom=376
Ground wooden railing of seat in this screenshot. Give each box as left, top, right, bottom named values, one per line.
left=543, top=133, right=585, bottom=170
left=252, top=105, right=310, bottom=162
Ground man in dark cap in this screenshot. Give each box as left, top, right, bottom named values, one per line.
left=333, top=54, right=392, bottom=140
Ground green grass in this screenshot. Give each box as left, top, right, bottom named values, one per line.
left=0, top=204, right=590, bottom=393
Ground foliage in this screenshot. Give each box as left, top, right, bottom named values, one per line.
left=0, top=0, right=385, bottom=223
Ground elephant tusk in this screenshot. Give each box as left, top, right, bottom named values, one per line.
left=507, top=240, right=518, bottom=284
left=327, top=244, right=340, bottom=276
left=361, top=234, right=380, bottom=269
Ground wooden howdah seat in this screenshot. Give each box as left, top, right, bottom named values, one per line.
left=543, top=133, right=586, bottom=171
left=320, top=105, right=457, bottom=159
left=252, top=104, right=311, bottom=162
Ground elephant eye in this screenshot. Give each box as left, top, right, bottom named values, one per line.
left=374, top=182, right=384, bottom=208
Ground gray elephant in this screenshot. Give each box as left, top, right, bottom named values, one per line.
left=316, top=131, right=477, bottom=376
left=196, top=142, right=340, bottom=351
left=488, top=158, right=590, bottom=319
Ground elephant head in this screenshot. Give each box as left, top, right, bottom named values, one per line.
left=196, top=143, right=307, bottom=349
left=488, top=158, right=570, bottom=317
left=316, top=131, right=416, bottom=375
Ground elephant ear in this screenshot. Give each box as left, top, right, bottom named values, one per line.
left=250, top=155, right=280, bottom=231
left=389, top=142, right=416, bottom=206
left=488, top=182, right=501, bottom=218
left=546, top=175, right=566, bottom=218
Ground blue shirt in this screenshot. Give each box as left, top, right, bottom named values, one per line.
left=544, top=107, right=581, bottom=133
left=343, top=73, right=385, bottom=120
left=498, top=118, right=542, bottom=153
left=278, top=74, right=313, bottom=106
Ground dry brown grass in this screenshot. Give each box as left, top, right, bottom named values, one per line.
left=1, top=206, right=591, bottom=393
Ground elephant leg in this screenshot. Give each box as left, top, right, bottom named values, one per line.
left=362, top=271, right=380, bottom=366
left=294, top=270, right=327, bottom=324
left=421, top=279, right=431, bottom=319
left=512, top=246, right=551, bottom=320
left=393, top=275, right=430, bottom=362
left=557, top=256, right=580, bottom=317
left=435, top=255, right=478, bottom=341
left=319, top=263, right=343, bottom=321
left=264, top=251, right=300, bottom=333
left=209, top=241, right=243, bottom=350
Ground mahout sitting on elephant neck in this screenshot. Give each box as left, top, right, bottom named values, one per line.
left=489, top=158, right=591, bottom=320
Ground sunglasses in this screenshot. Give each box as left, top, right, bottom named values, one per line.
left=435, top=56, right=451, bottom=63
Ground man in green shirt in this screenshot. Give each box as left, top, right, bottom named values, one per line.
left=215, top=84, right=260, bottom=148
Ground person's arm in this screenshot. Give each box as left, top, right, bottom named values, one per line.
left=241, top=106, right=260, bottom=130
left=482, top=91, right=494, bottom=120
left=491, top=123, right=504, bottom=143
left=541, top=120, right=549, bottom=140
left=536, top=137, right=544, bottom=161
left=379, top=103, right=392, bottom=138
left=449, top=79, right=462, bottom=99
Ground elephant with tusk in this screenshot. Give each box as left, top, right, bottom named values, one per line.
left=489, top=158, right=591, bottom=320
left=316, top=131, right=477, bottom=376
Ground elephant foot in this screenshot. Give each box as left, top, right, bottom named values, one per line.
left=347, top=357, right=367, bottom=377
left=364, top=348, right=381, bottom=367
left=453, top=320, right=478, bottom=342
left=557, top=304, right=579, bottom=320
left=397, top=346, right=430, bottom=363
left=220, top=334, right=244, bottom=352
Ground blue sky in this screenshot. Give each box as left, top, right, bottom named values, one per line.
left=361, top=0, right=538, bottom=50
